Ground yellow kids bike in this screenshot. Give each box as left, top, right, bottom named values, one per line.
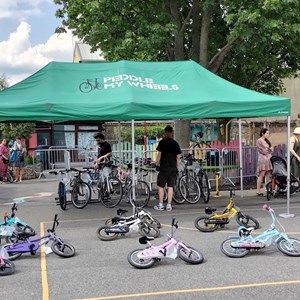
left=194, top=190, right=259, bottom=232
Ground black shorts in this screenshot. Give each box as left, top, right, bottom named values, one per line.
left=157, top=169, right=177, bottom=188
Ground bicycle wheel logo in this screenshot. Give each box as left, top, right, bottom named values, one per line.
left=79, top=78, right=104, bottom=93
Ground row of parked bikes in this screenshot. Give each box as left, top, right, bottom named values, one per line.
left=51, top=154, right=211, bottom=211
left=1, top=189, right=300, bottom=276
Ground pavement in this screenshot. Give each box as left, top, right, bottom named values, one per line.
left=1, top=177, right=300, bottom=300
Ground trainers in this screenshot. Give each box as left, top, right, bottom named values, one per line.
left=154, top=205, right=165, bottom=211
left=166, top=205, right=172, bottom=211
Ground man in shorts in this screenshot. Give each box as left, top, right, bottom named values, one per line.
left=154, top=126, right=181, bottom=211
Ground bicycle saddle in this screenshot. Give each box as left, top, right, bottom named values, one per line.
left=139, top=236, right=155, bottom=244
left=117, top=209, right=128, bottom=216
left=205, top=207, right=217, bottom=214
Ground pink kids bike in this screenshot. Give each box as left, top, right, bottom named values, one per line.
left=127, top=218, right=204, bottom=269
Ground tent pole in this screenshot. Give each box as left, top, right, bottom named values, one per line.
left=238, top=118, right=244, bottom=197
left=118, top=122, right=122, bottom=164
left=279, top=115, right=294, bottom=218
left=131, top=120, right=136, bottom=213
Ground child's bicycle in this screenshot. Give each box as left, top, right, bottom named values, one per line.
left=0, top=203, right=36, bottom=243
left=194, top=190, right=259, bottom=232
left=221, top=204, right=300, bottom=258
left=105, top=207, right=161, bottom=229
left=128, top=218, right=203, bottom=269
left=0, top=225, right=15, bottom=276
left=3, top=214, right=76, bottom=260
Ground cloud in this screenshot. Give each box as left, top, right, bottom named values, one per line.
left=0, top=20, right=77, bottom=86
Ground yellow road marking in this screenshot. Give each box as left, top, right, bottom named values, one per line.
left=75, top=280, right=300, bottom=300
left=40, top=222, right=49, bottom=300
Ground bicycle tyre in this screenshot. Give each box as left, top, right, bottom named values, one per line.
left=236, top=212, right=260, bottom=229
left=99, top=177, right=123, bottom=208
left=71, top=181, right=91, bottom=209
left=15, top=223, right=36, bottom=237
left=145, top=216, right=161, bottom=229
left=127, top=249, right=156, bottom=269
left=277, top=237, right=300, bottom=257
left=129, top=180, right=150, bottom=208
left=3, top=244, right=22, bottom=261
left=139, top=223, right=160, bottom=238
left=179, top=175, right=201, bottom=204
left=58, top=182, right=67, bottom=210
left=172, top=180, right=186, bottom=204
left=0, top=258, right=15, bottom=276
left=194, top=216, right=218, bottom=232
left=199, top=172, right=210, bottom=203
left=6, top=171, right=14, bottom=183
left=96, top=226, right=119, bottom=241
left=177, top=245, right=204, bottom=264
left=51, top=241, right=76, bottom=258
left=220, top=237, right=249, bottom=258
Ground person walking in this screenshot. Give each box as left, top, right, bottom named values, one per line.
left=256, top=128, right=273, bottom=196
left=290, top=127, right=300, bottom=180
left=93, top=133, right=112, bottom=167
left=154, top=126, right=181, bottom=211
left=0, top=138, right=9, bottom=184
left=11, top=137, right=27, bottom=183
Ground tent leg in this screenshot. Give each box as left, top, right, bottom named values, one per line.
left=279, top=115, right=295, bottom=218
left=238, top=118, right=244, bottom=198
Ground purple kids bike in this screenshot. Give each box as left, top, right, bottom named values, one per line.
left=128, top=218, right=204, bottom=269
left=3, top=214, right=75, bottom=260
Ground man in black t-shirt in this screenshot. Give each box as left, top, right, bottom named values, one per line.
left=93, top=133, right=112, bottom=167
left=154, top=126, right=181, bottom=211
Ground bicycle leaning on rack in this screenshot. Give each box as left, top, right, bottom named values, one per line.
left=221, top=204, right=300, bottom=258
left=127, top=218, right=204, bottom=269
left=194, top=189, right=259, bottom=232
left=3, top=214, right=76, bottom=260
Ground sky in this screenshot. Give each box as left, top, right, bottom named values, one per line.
left=0, top=0, right=78, bottom=86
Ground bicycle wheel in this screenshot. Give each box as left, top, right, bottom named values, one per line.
left=71, top=181, right=91, bottom=209
left=236, top=212, right=259, bottom=229
left=145, top=216, right=161, bottom=229
left=127, top=249, right=156, bottom=269
left=51, top=241, right=76, bottom=258
left=277, top=238, right=300, bottom=257
left=6, top=171, right=14, bottom=183
left=179, top=175, right=201, bottom=204
left=15, top=223, right=36, bottom=237
left=221, top=237, right=249, bottom=258
left=0, top=258, right=15, bottom=276
left=139, top=223, right=160, bottom=238
left=199, top=172, right=210, bottom=203
left=194, top=216, right=218, bottom=232
left=58, top=181, right=67, bottom=210
left=3, top=244, right=22, bottom=261
left=177, top=245, right=204, bottom=264
left=99, top=177, right=123, bottom=208
left=129, top=180, right=150, bottom=208
left=172, top=180, right=186, bottom=204
left=96, top=226, right=119, bottom=241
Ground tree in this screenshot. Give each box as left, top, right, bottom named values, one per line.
left=54, top=0, right=300, bottom=144
left=0, top=76, right=35, bottom=141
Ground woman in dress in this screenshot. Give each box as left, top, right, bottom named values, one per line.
left=0, top=138, right=9, bottom=184
left=11, top=137, right=27, bottom=182
left=290, top=127, right=300, bottom=180
left=256, top=128, right=273, bottom=196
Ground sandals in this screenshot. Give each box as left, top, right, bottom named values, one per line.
left=256, top=192, right=264, bottom=196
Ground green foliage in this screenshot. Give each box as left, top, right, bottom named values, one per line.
left=54, top=0, right=300, bottom=95
left=25, top=154, right=34, bottom=165
left=0, top=74, right=8, bottom=91
left=114, top=125, right=165, bottom=144
left=0, top=123, right=35, bottom=141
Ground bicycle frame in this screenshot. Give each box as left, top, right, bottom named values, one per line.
left=0, top=204, right=31, bottom=229
left=211, top=200, right=238, bottom=219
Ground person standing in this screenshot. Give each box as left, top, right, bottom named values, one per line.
left=290, top=127, right=300, bottom=180
left=93, top=133, right=112, bottom=167
left=0, top=138, right=9, bottom=184
left=154, top=126, right=181, bottom=211
left=256, top=128, right=273, bottom=196
left=11, top=137, right=27, bottom=183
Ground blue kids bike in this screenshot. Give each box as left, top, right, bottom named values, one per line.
left=221, top=204, right=300, bottom=258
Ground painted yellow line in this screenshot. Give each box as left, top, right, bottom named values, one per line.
left=40, top=222, right=49, bottom=300
left=75, top=280, right=300, bottom=300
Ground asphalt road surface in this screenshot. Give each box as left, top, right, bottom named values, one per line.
left=1, top=178, right=300, bottom=300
